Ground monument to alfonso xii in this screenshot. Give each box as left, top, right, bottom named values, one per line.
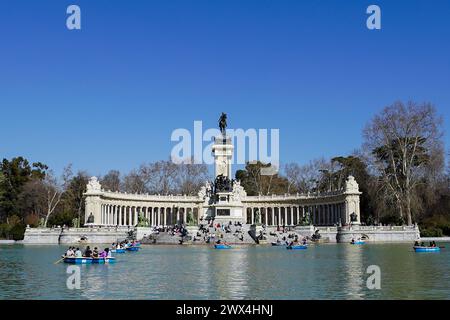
left=24, top=114, right=419, bottom=244
left=83, top=114, right=365, bottom=239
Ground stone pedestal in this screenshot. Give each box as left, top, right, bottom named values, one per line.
left=212, top=136, right=234, bottom=178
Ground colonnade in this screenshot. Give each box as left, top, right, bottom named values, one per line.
left=99, top=204, right=199, bottom=227
left=244, top=203, right=345, bottom=226
left=98, top=202, right=346, bottom=227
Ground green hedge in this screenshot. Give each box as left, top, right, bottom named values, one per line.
left=420, top=227, right=443, bottom=238
left=0, top=223, right=26, bottom=240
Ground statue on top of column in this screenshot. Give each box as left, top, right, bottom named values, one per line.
left=218, top=112, right=227, bottom=136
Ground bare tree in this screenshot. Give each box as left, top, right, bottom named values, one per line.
left=284, top=159, right=327, bottom=194
left=43, top=165, right=72, bottom=227
left=122, top=169, right=147, bottom=194
left=363, top=101, right=444, bottom=225
left=284, top=163, right=301, bottom=194
left=141, top=160, right=179, bottom=195
left=176, top=161, right=210, bottom=195
left=100, top=170, right=121, bottom=192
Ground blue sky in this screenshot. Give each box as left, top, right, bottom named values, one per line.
left=0, top=0, right=449, bottom=177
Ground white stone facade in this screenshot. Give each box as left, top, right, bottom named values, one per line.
left=83, top=175, right=362, bottom=228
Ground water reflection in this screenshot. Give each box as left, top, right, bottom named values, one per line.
left=210, top=247, right=250, bottom=299
left=341, top=245, right=365, bottom=299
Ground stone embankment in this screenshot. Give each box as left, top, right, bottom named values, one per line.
left=19, top=224, right=421, bottom=245
left=22, top=226, right=129, bottom=244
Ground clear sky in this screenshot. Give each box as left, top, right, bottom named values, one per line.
left=0, top=0, right=449, bottom=177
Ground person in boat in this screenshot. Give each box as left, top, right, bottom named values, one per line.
left=75, top=248, right=82, bottom=258
left=351, top=238, right=355, bottom=244
left=84, top=246, right=92, bottom=257
left=414, top=241, right=420, bottom=247
left=431, top=241, right=437, bottom=247
left=302, top=238, right=307, bottom=245
left=420, top=242, right=425, bottom=247
left=92, top=247, right=99, bottom=258
left=65, top=247, right=74, bottom=257
left=99, top=248, right=110, bottom=258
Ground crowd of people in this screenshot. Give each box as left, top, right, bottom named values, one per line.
left=194, top=221, right=246, bottom=243
left=64, top=246, right=111, bottom=258
left=111, top=240, right=139, bottom=250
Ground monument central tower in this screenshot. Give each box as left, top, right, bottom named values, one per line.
left=212, top=112, right=234, bottom=178
left=198, top=113, right=246, bottom=223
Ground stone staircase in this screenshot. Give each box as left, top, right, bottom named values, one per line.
left=141, top=224, right=303, bottom=245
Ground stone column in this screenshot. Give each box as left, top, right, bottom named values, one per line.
left=332, top=204, right=336, bottom=225
left=290, top=206, right=295, bottom=226
left=317, top=205, right=321, bottom=226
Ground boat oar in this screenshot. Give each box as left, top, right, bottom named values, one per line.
left=54, top=256, right=65, bottom=264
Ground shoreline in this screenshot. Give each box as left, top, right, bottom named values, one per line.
left=3, top=239, right=450, bottom=246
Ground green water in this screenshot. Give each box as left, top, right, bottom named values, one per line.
left=0, top=243, right=449, bottom=300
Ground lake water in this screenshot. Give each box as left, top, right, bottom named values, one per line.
left=0, top=243, right=449, bottom=300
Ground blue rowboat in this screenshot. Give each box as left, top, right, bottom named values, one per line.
left=126, top=246, right=140, bottom=252
left=351, top=241, right=365, bottom=245
left=414, top=246, right=440, bottom=253
left=63, top=257, right=116, bottom=264
left=111, top=249, right=125, bottom=253
left=286, top=245, right=308, bottom=250
left=215, top=244, right=232, bottom=249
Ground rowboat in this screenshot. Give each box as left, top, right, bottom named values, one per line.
left=214, top=244, right=232, bottom=249
left=271, top=242, right=286, bottom=246
left=351, top=241, right=365, bottom=245
left=126, top=246, right=140, bottom=252
left=63, top=257, right=116, bottom=264
left=111, top=248, right=125, bottom=253
left=413, top=246, right=441, bottom=253
left=286, top=245, right=308, bottom=250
